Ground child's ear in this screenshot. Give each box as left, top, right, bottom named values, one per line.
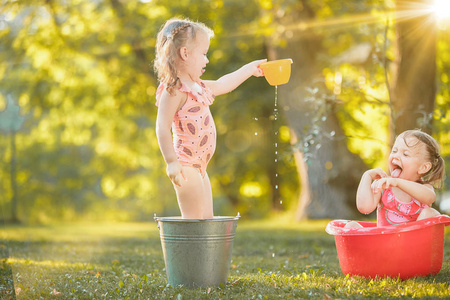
left=179, top=47, right=188, bottom=61
left=418, top=161, right=432, bottom=175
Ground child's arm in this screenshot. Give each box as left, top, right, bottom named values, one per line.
left=203, top=59, right=266, bottom=96
left=372, top=178, right=436, bottom=206
left=356, top=168, right=387, bottom=214
left=155, top=89, right=186, bottom=187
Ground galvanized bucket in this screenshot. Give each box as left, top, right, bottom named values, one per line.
left=154, top=216, right=239, bottom=288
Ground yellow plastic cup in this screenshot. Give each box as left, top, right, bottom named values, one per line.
left=260, top=59, right=293, bottom=86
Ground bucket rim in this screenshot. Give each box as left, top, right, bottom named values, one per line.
left=325, top=215, right=450, bottom=236
left=260, top=58, right=293, bottom=69
left=154, top=216, right=240, bottom=223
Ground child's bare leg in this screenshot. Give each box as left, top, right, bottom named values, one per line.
left=344, top=221, right=363, bottom=229
left=417, top=207, right=440, bottom=221
left=202, top=172, right=213, bottom=218
left=173, top=166, right=213, bottom=219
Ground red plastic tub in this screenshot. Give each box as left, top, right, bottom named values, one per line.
left=326, top=215, right=450, bottom=279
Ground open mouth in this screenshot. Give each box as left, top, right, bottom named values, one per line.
left=391, top=160, right=402, bottom=178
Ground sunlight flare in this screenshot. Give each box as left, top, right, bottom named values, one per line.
left=227, top=1, right=450, bottom=39
left=432, top=0, right=450, bottom=20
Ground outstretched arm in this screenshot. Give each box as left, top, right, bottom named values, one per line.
left=203, top=59, right=266, bottom=96
left=356, top=168, right=387, bottom=214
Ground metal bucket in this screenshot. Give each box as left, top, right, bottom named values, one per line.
left=154, top=216, right=239, bottom=288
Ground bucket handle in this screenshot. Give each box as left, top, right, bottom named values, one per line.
left=154, top=213, right=160, bottom=230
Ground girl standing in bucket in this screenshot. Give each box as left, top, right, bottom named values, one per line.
left=346, top=129, right=445, bottom=228
left=154, top=18, right=265, bottom=219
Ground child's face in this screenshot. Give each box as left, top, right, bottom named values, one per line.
left=389, top=135, right=430, bottom=182
left=185, top=30, right=210, bottom=82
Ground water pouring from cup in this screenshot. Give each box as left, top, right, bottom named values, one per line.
left=260, top=59, right=293, bottom=86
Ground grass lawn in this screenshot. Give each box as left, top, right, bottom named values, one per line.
left=1, top=219, right=450, bottom=299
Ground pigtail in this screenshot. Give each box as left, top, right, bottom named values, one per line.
left=154, top=26, right=179, bottom=95
left=160, top=36, right=180, bottom=95
left=425, top=154, right=445, bottom=189
left=404, top=129, right=446, bottom=189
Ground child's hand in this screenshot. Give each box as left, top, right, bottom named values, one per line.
left=365, top=168, right=388, bottom=180
left=166, top=162, right=186, bottom=187
left=372, top=177, right=398, bottom=194
left=249, top=59, right=267, bottom=77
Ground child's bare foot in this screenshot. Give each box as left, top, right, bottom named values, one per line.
left=344, top=221, right=363, bottom=229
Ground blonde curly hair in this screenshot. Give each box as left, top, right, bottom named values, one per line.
left=154, top=18, right=214, bottom=95
left=400, top=129, right=445, bottom=188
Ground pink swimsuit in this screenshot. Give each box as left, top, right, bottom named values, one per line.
left=377, top=188, right=429, bottom=226
left=156, top=81, right=216, bottom=177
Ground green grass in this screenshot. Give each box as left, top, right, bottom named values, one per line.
left=1, top=220, right=450, bottom=299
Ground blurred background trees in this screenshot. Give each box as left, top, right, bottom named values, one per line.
left=0, top=0, right=449, bottom=223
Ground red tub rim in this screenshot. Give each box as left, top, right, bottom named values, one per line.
left=326, top=215, right=450, bottom=236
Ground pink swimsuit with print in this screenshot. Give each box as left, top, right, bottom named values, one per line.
left=377, top=188, right=429, bottom=226
left=156, top=81, right=216, bottom=177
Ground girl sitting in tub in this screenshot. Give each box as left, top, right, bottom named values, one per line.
left=154, top=18, right=265, bottom=219
left=346, top=129, right=445, bottom=228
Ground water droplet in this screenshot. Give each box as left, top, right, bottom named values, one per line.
left=274, top=86, right=278, bottom=107
left=275, top=174, right=278, bottom=177
left=280, top=200, right=283, bottom=204
left=275, top=159, right=277, bottom=162
left=330, top=130, right=336, bottom=136
left=275, top=151, right=278, bottom=155
left=272, top=253, right=275, bottom=258
left=254, top=117, right=258, bottom=121
left=275, top=143, right=278, bottom=147
left=321, top=116, right=327, bottom=121
left=255, top=132, right=258, bottom=136
left=275, top=185, right=278, bottom=189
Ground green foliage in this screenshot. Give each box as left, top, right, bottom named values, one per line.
left=318, top=1, right=394, bottom=169
left=435, top=29, right=450, bottom=186
left=1, top=0, right=449, bottom=222
left=0, top=97, right=24, bottom=133
left=1, top=221, right=450, bottom=298
left=1, top=0, right=168, bottom=222
left=0, top=0, right=299, bottom=222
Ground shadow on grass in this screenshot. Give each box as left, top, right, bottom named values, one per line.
left=4, top=233, right=167, bottom=298
left=1, top=239, right=16, bottom=300
left=1, top=221, right=450, bottom=299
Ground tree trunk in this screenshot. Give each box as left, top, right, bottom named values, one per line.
left=10, top=130, right=18, bottom=223
left=391, top=0, right=437, bottom=138
left=268, top=1, right=366, bottom=219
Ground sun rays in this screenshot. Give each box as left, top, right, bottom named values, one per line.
left=228, top=1, right=448, bottom=39
left=431, top=0, right=450, bottom=20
